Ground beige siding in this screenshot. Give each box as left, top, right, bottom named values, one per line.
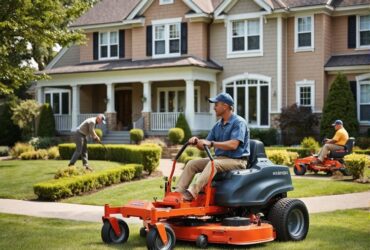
left=53, top=45, right=80, bottom=68
left=80, top=33, right=93, bottom=63
left=188, top=22, right=208, bottom=60
left=80, top=85, right=106, bottom=113
left=125, top=29, right=132, bottom=59
left=228, top=0, right=261, bottom=15
left=210, top=18, right=278, bottom=112
left=132, top=27, right=147, bottom=60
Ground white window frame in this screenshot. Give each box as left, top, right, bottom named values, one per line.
left=295, top=80, right=315, bottom=110
left=157, top=86, right=200, bottom=113
left=295, top=15, right=314, bottom=52
left=227, top=13, right=264, bottom=58
left=44, top=89, right=71, bottom=115
left=357, top=15, right=370, bottom=49
left=99, top=31, right=119, bottom=60
left=222, top=73, right=271, bottom=128
left=356, top=73, right=370, bottom=124
left=152, top=18, right=182, bottom=58
left=160, top=0, right=173, bottom=5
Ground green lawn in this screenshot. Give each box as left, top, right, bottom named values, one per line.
left=0, top=160, right=128, bottom=200
left=0, top=209, right=369, bottom=249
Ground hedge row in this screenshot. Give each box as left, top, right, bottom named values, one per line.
left=353, top=149, right=370, bottom=155
left=33, top=164, right=143, bottom=201
left=267, top=147, right=311, bottom=158
left=58, top=143, right=161, bottom=174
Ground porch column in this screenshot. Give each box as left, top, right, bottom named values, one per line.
left=209, top=81, right=217, bottom=123
left=185, top=80, right=195, bottom=129
left=106, top=82, right=115, bottom=112
left=142, top=81, right=152, bottom=132
left=71, top=85, right=80, bottom=131
left=36, top=86, right=43, bottom=103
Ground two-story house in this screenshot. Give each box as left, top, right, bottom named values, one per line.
left=36, top=0, right=370, bottom=136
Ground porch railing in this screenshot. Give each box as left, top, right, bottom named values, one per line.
left=194, top=112, right=213, bottom=130
left=150, top=112, right=181, bottom=131
left=54, top=115, right=72, bottom=131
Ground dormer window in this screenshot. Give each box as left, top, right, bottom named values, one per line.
left=99, top=31, right=118, bottom=59
left=160, top=0, right=174, bottom=5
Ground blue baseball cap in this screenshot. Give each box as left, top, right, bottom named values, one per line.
left=208, top=93, right=234, bottom=106
left=332, top=119, right=343, bottom=126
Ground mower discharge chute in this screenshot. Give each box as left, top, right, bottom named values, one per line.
left=101, top=140, right=309, bottom=249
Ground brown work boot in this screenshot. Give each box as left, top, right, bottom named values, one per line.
left=84, top=164, right=94, bottom=171
left=181, top=190, right=194, bottom=201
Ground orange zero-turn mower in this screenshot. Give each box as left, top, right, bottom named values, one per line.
left=101, top=140, right=309, bottom=249
left=294, top=137, right=355, bottom=176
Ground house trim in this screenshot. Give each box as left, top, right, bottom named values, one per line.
left=45, top=47, right=68, bottom=70
left=357, top=15, right=370, bottom=49
left=295, top=79, right=315, bottom=111
left=294, top=14, right=315, bottom=52
left=276, top=15, right=282, bottom=113
left=356, top=73, right=370, bottom=125
left=214, top=0, right=272, bottom=19
left=325, top=65, right=370, bottom=73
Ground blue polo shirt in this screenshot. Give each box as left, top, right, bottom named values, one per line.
left=206, top=113, right=250, bottom=158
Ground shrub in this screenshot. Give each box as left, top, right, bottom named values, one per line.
left=58, top=143, right=161, bottom=175
left=198, top=131, right=209, bottom=139
left=94, top=128, right=103, bottom=141
left=11, top=99, right=41, bottom=139
left=355, top=137, right=370, bottom=149
left=344, top=154, right=370, bottom=180
left=37, top=104, right=55, bottom=137
left=0, top=146, right=9, bottom=156
left=20, top=149, right=48, bottom=160
left=130, top=129, right=144, bottom=144
left=353, top=149, right=370, bottom=155
left=300, top=137, right=320, bottom=154
left=0, top=101, right=21, bottom=146
left=168, top=128, right=184, bottom=145
left=175, top=113, right=192, bottom=143
left=33, top=164, right=143, bottom=201
left=10, top=143, right=35, bottom=158
left=54, top=166, right=87, bottom=179
left=29, top=137, right=60, bottom=149
left=279, top=104, right=319, bottom=145
left=47, top=146, right=60, bottom=159
left=177, top=147, right=215, bottom=163
left=141, top=137, right=167, bottom=148
left=320, top=73, right=358, bottom=138
left=250, top=128, right=278, bottom=146
left=266, top=150, right=297, bottom=166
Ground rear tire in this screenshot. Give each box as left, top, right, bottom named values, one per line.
left=268, top=198, right=309, bottom=241
left=146, top=224, right=176, bottom=250
left=294, top=164, right=306, bottom=176
left=196, top=234, right=208, bottom=248
left=101, top=219, right=129, bottom=244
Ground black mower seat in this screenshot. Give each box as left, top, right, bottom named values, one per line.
left=328, top=137, right=355, bottom=159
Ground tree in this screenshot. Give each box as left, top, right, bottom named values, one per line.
left=0, top=0, right=97, bottom=95
left=175, top=113, right=192, bottom=144
left=0, top=101, right=21, bottom=146
left=11, top=99, right=41, bottom=139
left=37, top=103, right=56, bottom=137
left=320, top=73, right=358, bottom=138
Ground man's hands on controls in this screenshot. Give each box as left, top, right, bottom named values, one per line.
left=188, top=137, right=211, bottom=150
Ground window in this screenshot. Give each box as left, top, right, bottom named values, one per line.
left=224, top=74, right=270, bottom=127
left=157, top=87, right=200, bottom=112
left=296, top=80, right=315, bottom=109
left=358, top=79, right=370, bottom=123
left=99, top=31, right=118, bottom=59
left=160, top=0, right=173, bottom=4
left=44, top=90, right=70, bottom=115
left=295, top=16, right=314, bottom=51
left=152, top=20, right=181, bottom=58
left=228, top=16, right=263, bottom=58
left=358, top=15, right=370, bottom=47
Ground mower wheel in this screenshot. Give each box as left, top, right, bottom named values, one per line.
left=101, top=219, right=129, bottom=244
left=146, top=224, right=176, bottom=250
left=340, top=167, right=351, bottom=176
left=140, top=227, right=147, bottom=238
left=196, top=234, right=208, bottom=248
left=293, top=164, right=306, bottom=176
left=268, top=198, right=309, bottom=241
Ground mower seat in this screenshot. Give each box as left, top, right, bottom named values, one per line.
left=328, top=137, right=355, bottom=159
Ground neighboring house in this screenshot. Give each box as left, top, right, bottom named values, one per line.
left=36, top=0, right=370, bottom=135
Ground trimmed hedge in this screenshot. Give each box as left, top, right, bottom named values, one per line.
left=58, top=143, right=161, bottom=174
left=353, top=149, right=370, bottom=155
left=344, top=154, right=370, bottom=180
left=33, top=164, right=143, bottom=201
left=267, top=147, right=311, bottom=158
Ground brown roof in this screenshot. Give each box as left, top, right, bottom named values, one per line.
left=325, top=54, right=370, bottom=68
left=332, top=0, right=370, bottom=7
left=70, top=0, right=141, bottom=27
left=41, top=56, right=222, bottom=75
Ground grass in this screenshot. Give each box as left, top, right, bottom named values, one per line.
left=0, top=209, right=369, bottom=249
left=0, top=160, right=128, bottom=200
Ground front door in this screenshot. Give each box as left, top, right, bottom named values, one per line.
left=115, top=90, right=132, bottom=130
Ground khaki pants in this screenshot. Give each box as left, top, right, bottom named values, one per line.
left=317, top=144, right=344, bottom=162
left=175, top=156, right=247, bottom=197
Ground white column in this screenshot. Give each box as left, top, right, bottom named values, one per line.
left=142, top=81, right=152, bottom=112
left=185, top=80, right=195, bottom=128
left=71, top=85, right=80, bottom=131
left=36, top=86, right=43, bottom=103
left=277, top=15, right=283, bottom=112
left=106, top=82, right=115, bottom=112
left=209, top=81, right=217, bottom=123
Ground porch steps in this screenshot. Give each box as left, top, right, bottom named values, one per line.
left=102, top=131, right=131, bottom=144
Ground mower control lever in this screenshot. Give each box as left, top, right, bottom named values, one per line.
left=204, top=145, right=214, bottom=161
left=174, top=142, right=190, bottom=160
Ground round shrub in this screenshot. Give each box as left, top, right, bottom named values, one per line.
left=300, top=137, right=320, bottom=153
left=95, top=129, right=103, bottom=140
left=266, top=150, right=293, bottom=166
left=37, top=103, right=55, bottom=137
left=130, top=129, right=144, bottom=144
left=10, top=143, right=35, bottom=158
left=344, top=154, right=370, bottom=180
left=168, top=128, right=184, bottom=145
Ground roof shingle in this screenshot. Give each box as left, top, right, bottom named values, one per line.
left=325, top=54, right=370, bottom=68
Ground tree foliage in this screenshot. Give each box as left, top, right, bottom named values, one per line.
left=11, top=99, right=41, bottom=138
left=320, top=73, right=358, bottom=138
left=37, top=103, right=56, bottom=137
left=0, top=0, right=97, bottom=95
left=0, top=101, right=21, bottom=146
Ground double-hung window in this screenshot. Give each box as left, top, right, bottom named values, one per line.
left=228, top=16, right=262, bottom=58
left=295, top=16, right=314, bottom=51
left=296, top=80, right=315, bottom=109
left=153, top=19, right=181, bottom=58
left=99, top=31, right=118, bottom=59
left=160, top=0, right=173, bottom=4
left=44, top=89, right=70, bottom=115
left=157, top=87, right=200, bottom=113
left=358, top=79, right=370, bottom=122
left=358, top=15, right=370, bottom=48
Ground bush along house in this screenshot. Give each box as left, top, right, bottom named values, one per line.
left=36, top=0, right=370, bottom=140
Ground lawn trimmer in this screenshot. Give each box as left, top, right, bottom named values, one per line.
left=101, top=140, right=309, bottom=249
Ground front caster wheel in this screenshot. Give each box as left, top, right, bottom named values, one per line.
left=146, top=224, right=176, bottom=250
left=101, top=219, right=129, bottom=244
left=294, top=164, right=306, bottom=176
left=196, top=234, right=208, bottom=248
